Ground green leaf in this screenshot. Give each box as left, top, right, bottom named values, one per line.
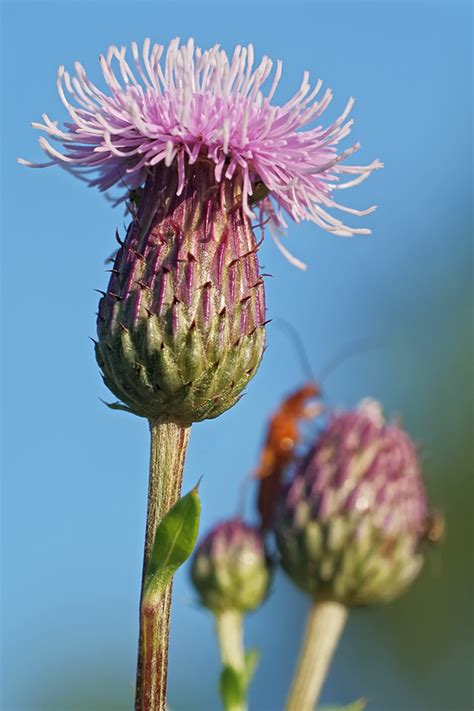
left=144, top=484, right=201, bottom=599
left=243, top=648, right=260, bottom=685
left=220, top=665, right=245, bottom=709
left=320, top=700, right=367, bottom=711
left=219, top=650, right=259, bottom=710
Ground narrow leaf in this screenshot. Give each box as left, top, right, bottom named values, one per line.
left=144, top=484, right=201, bottom=598
left=244, top=648, right=260, bottom=685
left=220, top=665, right=245, bottom=709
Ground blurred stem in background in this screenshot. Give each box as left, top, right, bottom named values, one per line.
left=286, top=601, right=348, bottom=710
left=135, top=420, right=190, bottom=711
left=216, top=610, right=247, bottom=711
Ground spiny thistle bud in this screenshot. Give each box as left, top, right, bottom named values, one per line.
left=276, top=399, right=431, bottom=606
left=191, top=519, right=273, bottom=613
left=95, top=162, right=265, bottom=422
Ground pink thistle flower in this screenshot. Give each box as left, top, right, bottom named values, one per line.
left=20, top=37, right=382, bottom=267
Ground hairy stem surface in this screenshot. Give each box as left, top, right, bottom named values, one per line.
left=135, top=419, right=191, bottom=711
left=286, top=600, right=348, bottom=711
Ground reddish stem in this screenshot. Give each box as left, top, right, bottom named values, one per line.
left=135, top=419, right=191, bottom=711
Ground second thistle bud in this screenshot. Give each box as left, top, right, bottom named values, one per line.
left=191, top=519, right=273, bottom=613
left=96, top=161, right=266, bottom=424
left=276, top=400, right=431, bottom=606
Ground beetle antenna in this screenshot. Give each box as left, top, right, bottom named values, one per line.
left=272, top=317, right=316, bottom=383
left=317, top=338, right=383, bottom=386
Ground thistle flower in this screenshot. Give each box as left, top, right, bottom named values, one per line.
left=191, top=518, right=273, bottom=613
left=21, top=38, right=381, bottom=421
left=21, top=37, right=382, bottom=259
left=276, top=399, right=430, bottom=606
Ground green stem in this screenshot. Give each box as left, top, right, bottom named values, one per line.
left=286, top=600, right=348, bottom=711
left=135, top=419, right=191, bottom=711
left=215, top=609, right=247, bottom=711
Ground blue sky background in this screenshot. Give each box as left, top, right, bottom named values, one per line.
left=1, top=2, right=472, bottom=710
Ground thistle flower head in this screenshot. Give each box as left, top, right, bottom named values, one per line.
left=95, top=159, right=266, bottom=422
left=191, top=518, right=273, bottom=613
left=22, top=37, right=382, bottom=262
left=276, top=399, right=431, bottom=606
left=22, top=39, right=382, bottom=421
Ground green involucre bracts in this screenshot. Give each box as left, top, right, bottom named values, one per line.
left=96, top=162, right=266, bottom=424
left=191, top=519, right=273, bottom=613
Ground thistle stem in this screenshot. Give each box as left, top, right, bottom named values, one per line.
left=286, top=600, right=348, bottom=711
left=135, top=419, right=191, bottom=711
left=215, top=609, right=247, bottom=711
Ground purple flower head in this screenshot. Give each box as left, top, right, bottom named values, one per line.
left=201, top=519, right=267, bottom=561
left=21, top=38, right=382, bottom=266
left=276, top=399, right=433, bottom=606
left=297, top=399, right=428, bottom=540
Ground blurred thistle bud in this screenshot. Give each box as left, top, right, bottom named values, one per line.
left=96, top=162, right=265, bottom=423
left=191, top=519, right=273, bottom=613
left=276, top=399, right=433, bottom=606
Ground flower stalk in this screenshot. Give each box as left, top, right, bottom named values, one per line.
left=135, top=419, right=191, bottom=711
left=216, top=609, right=247, bottom=711
left=286, top=601, right=348, bottom=711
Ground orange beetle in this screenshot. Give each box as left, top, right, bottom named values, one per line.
left=255, top=383, right=322, bottom=531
